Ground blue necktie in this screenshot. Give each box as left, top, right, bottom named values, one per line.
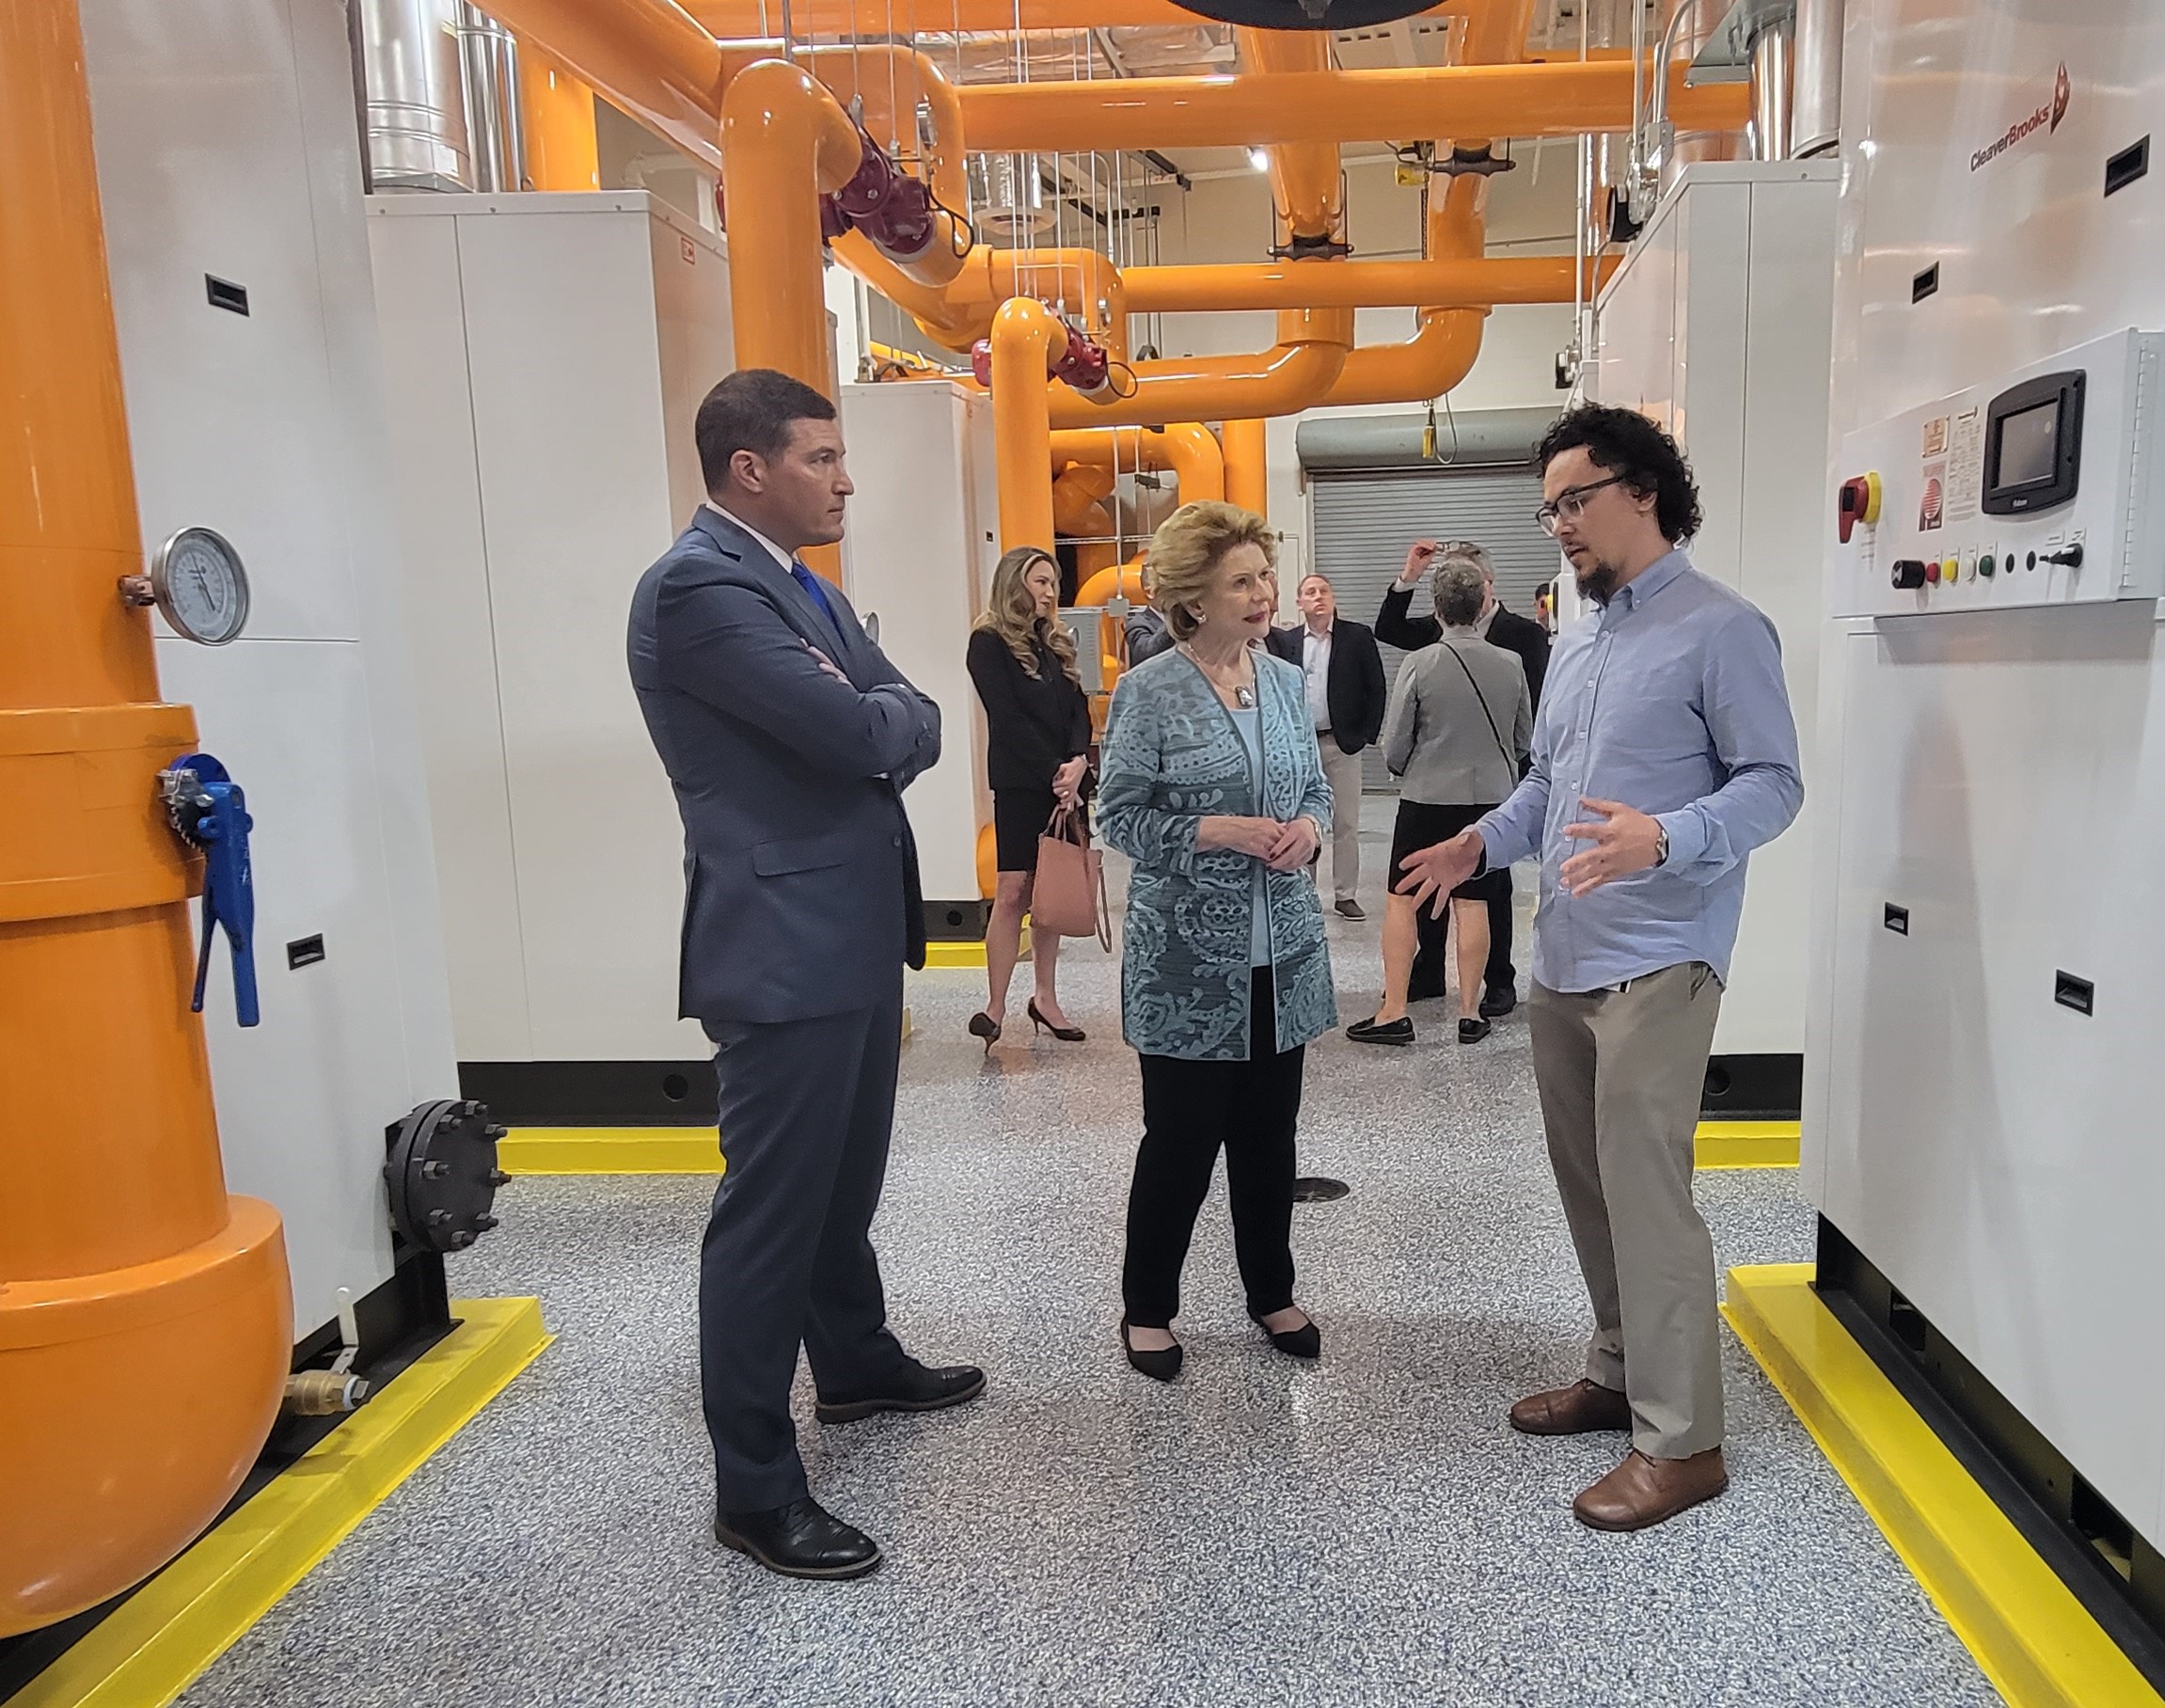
left=790, top=560, right=840, bottom=638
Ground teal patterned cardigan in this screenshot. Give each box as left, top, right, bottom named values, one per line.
left=1098, top=645, right=1338, bottom=1061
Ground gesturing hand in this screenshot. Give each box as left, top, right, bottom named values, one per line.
left=1394, top=828, right=1482, bottom=917
left=1559, top=797, right=1664, bottom=895
left=1399, top=539, right=1440, bottom=589
left=1264, top=816, right=1320, bottom=872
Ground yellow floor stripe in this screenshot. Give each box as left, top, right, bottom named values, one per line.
left=18, top=1297, right=550, bottom=1708
left=1695, top=1118, right=1801, bottom=1169
left=498, top=1128, right=725, bottom=1175
left=1724, top=1265, right=2159, bottom=1708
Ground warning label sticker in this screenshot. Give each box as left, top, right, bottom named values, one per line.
left=1920, top=461, right=1947, bottom=531
left=1947, top=408, right=1983, bottom=523
left=1923, top=417, right=1950, bottom=458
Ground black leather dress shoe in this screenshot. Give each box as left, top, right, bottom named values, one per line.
left=1346, top=1015, right=1414, bottom=1046
left=815, top=1359, right=987, bottom=1423
left=1479, top=986, right=1517, bottom=1019
left=715, top=1497, right=882, bottom=1580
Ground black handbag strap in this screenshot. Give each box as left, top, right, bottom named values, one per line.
left=1442, top=640, right=1516, bottom=776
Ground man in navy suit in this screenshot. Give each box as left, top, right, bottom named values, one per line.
left=628, top=369, right=983, bottom=1581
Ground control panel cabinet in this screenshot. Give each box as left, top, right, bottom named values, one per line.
left=1831, top=327, right=2165, bottom=617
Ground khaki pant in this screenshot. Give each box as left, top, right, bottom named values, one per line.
left=1315, top=732, right=1364, bottom=904
left=1528, top=962, right=1724, bottom=1459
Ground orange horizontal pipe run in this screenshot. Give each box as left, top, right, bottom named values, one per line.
left=478, top=0, right=727, bottom=171
left=1236, top=29, right=1340, bottom=245
left=1124, top=252, right=1613, bottom=313
left=1047, top=309, right=1352, bottom=432
left=684, top=0, right=1466, bottom=28
left=1051, top=424, right=1225, bottom=504
left=956, top=60, right=1750, bottom=151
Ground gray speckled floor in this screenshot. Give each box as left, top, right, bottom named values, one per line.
left=181, top=828, right=2000, bottom=1708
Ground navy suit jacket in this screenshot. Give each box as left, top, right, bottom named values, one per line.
left=628, top=507, right=940, bottom=1025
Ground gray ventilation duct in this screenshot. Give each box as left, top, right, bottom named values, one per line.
left=1296, top=407, right=1562, bottom=472
left=457, top=4, right=526, bottom=193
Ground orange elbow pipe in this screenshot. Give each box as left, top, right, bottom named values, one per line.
left=991, top=297, right=1065, bottom=551
left=1049, top=425, right=1225, bottom=505
left=954, top=60, right=1749, bottom=152
left=720, top=59, right=863, bottom=395
left=1, top=0, right=289, bottom=1637
left=1047, top=308, right=1352, bottom=431
left=1236, top=29, right=1341, bottom=246
left=1321, top=308, right=1486, bottom=408
left=1222, top=419, right=1269, bottom=518
left=473, top=0, right=728, bottom=171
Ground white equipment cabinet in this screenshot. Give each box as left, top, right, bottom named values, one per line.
left=1809, top=0, right=2165, bottom=1621
left=79, top=0, right=461, bottom=1344
left=1590, top=160, right=1838, bottom=1112
left=369, top=192, right=734, bottom=1125
left=838, top=379, right=999, bottom=926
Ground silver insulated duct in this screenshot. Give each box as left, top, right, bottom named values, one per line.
left=1749, top=17, right=1794, bottom=162
left=457, top=4, right=526, bottom=193
left=1792, top=0, right=1842, bottom=157
left=360, top=0, right=472, bottom=190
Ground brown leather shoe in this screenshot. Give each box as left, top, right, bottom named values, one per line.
left=1508, top=1378, right=1632, bottom=1436
left=1572, top=1447, right=1729, bottom=1531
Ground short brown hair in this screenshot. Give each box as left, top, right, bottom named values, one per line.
left=1146, top=501, right=1277, bottom=642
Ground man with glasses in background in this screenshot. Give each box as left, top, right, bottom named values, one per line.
left=1376, top=538, right=1550, bottom=1015
left=1397, top=405, right=1801, bottom=1532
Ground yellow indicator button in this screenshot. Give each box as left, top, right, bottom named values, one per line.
left=1942, top=557, right=1960, bottom=583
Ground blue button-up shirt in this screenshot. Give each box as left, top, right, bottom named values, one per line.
left=1474, top=548, right=1802, bottom=993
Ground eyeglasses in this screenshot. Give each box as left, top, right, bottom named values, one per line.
left=1534, top=475, right=1625, bottom=536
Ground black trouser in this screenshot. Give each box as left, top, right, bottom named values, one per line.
left=1410, top=878, right=1515, bottom=999
left=699, top=973, right=909, bottom=1514
left=1122, top=970, right=1304, bottom=1328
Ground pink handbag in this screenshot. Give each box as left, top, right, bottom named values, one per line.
left=1033, top=804, right=1110, bottom=950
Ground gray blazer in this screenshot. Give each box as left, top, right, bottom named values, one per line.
left=1382, top=631, right=1532, bottom=806
left=1098, top=647, right=1337, bottom=1061
left=627, top=507, right=940, bottom=1025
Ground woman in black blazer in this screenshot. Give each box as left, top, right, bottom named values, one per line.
left=965, top=546, right=1093, bottom=1050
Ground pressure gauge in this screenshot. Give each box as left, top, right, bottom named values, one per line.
left=149, top=527, right=250, bottom=646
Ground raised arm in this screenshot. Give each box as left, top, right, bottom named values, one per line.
left=659, top=577, right=939, bottom=781
left=1375, top=583, right=1442, bottom=653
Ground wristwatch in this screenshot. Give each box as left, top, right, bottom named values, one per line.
left=1653, top=824, right=1670, bottom=867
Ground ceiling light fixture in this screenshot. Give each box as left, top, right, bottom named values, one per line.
left=1247, top=147, right=1270, bottom=172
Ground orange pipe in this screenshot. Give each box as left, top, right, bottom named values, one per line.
left=834, top=234, right=1127, bottom=359
left=477, top=0, right=728, bottom=172
left=991, top=296, right=1065, bottom=550
left=795, top=44, right=968, bottom=289
left=719, top=59, right=863, bottom=396
left=1046, top=308, right=1353, bottom=431
left=518, top=46, right=602, bottom=191
left=1236, top=29, right=1341, bottom=246
left=1121, top=252, right=1614, bottom=313
left=1051, top=467, right=1118, bottom=580
left=955, top=60, right=1751, bottom=151
left=1222, top=419, right=1269, bottom=517
left=1318, top=175, right=1490, bottom=407
left=1050, top=425, right=1225, bottom=505
left=1, top=0, right=290, bottom=1637
left=686, top=0, right=1469, bottom=26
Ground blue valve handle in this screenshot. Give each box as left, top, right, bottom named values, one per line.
left=166, top=751, right=261, bottom=1028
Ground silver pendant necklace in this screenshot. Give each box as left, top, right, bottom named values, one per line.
left=1181, top=642, right=1256, bottom=707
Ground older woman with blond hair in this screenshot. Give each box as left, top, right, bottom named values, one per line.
left=966, top=545, right=1094, bottom=1051
left=1098, top=502, right=1337, bottom=1382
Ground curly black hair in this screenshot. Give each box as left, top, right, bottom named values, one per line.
left=1535, top=405, right=1704, bottom=544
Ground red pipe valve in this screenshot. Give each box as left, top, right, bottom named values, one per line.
left=824, top=126, right=940, bottom=261
left=971, top=316, right=1114, bottom=398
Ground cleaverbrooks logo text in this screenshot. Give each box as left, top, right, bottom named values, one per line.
left=1970, top=62, right=2072, bottom=171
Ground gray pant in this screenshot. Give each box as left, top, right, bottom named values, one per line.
left=1315, top=731, right=1364, bottom=903
left=1528, top=962, right=1724, bottom=1459
left=699, top=973, right=909, bottom=1512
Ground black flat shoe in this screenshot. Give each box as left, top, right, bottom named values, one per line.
left=1479, top=986, right=1517, bottom=1019
left=1250, top=1308, right=1321, bottom=1359
left=1347, top=1015, right=1414, bottom=1046
left=715, top=1496, right=882, bottom=1580
left=1458, top=1016, right=1493, bottom=1044
left=1027, top=1000, right=1085, bottom=1042
left=1120, top=1319, right=1182, bottom=1383
left=968, top=1011, right=1001, bottom=1052
left=816, top=1360, right=987, bottom=1423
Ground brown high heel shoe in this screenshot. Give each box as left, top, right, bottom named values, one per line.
left=1027, top=1000, right=1084, bottom=1042
left=967, top=1012, right=1001, bottom=1052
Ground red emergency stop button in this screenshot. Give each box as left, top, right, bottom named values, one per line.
left=1838, top=472, right=1884, bottom=544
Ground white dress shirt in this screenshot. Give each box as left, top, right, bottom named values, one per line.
left=1301, top=621, right=1334, bottom=731
left=703, top=499, right=796, bottom=574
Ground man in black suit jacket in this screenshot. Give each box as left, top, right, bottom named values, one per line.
left=1266, top=574, right=1388, bottom=919
left=1373, top=539, right=1553, bottom=1015
left=628, top=371, right=983, bottom=1584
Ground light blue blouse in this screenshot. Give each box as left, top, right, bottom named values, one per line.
left=1232, top=704, right=1271, bottom=967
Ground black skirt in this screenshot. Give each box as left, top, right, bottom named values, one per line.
left=993, top=787, right=1060, bottom=874
left=1388, top=799, right=1509, bottom=904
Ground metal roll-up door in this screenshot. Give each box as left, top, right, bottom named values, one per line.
left=1308, top=465, right=1560, bottom=790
